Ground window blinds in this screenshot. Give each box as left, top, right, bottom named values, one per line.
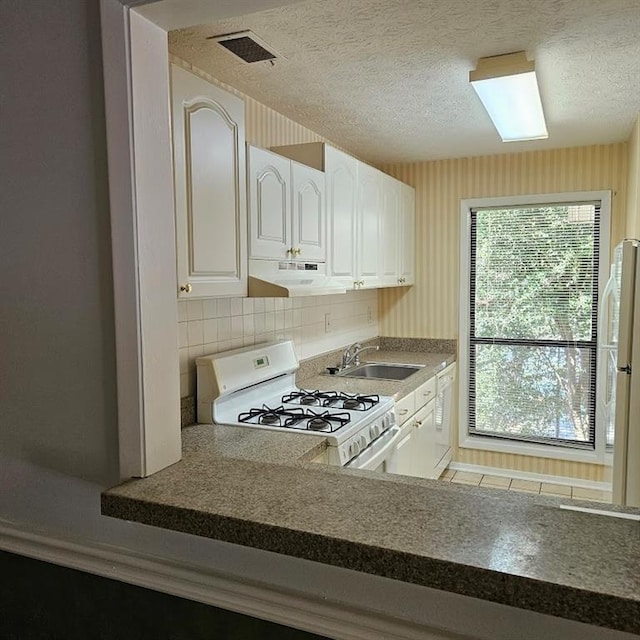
left=468, top=203, right=600, bottom=447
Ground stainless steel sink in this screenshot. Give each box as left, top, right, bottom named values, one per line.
left=336, top=362, right=425, bottom=380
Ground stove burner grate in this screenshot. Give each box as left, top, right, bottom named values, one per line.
left=323, top=392, right=380, bottom=411
left=238, top=405, right=305, bottom=427
left=238, top=405, right=351, bottom=433
left=283, top=409, right=351, bottom=433
left=283, top=389, right=380, bottom=412
left=282, top=390, right=335, bottom=406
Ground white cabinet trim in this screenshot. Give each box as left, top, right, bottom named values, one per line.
left=0, top=522, right=454, bottom=640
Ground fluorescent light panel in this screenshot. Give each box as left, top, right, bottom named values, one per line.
left=470, top=52, right=548, bottom=142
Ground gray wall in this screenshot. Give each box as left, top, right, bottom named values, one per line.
left=0, top=0, right=119, bottom=484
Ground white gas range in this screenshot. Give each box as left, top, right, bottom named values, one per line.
left=196, top=341, right=400, bottom=469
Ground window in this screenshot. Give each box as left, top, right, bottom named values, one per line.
left=459, top=193, right=611, bottom=454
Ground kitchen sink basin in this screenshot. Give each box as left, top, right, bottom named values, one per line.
left=337, top=363, right=425, bottom=380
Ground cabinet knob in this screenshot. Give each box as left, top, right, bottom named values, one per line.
left=180, top=283, right=192, bottom=293
left=415, top=420, right=422, bottom=427
left=294, top=247, right=301, bottom=256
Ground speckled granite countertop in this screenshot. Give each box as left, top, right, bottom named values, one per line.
left=102, top=347, right=640, bottom=634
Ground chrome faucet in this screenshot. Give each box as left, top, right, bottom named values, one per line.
left=341, top=342, right=379, bottom=369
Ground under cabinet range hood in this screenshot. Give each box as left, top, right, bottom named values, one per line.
left=248, top=259, right=346, bottom=297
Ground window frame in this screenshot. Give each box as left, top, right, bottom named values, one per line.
left=458, top=191, right=612, bottom=463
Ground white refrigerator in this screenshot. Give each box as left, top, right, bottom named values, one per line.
left=599, top=238, right=640, bottom=507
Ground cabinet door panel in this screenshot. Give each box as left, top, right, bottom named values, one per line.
left=357, top=163, right=382, bottom=286
left=399, top=184, right=416, bottom=286
left=394, top=425, right=415, bottom=477
left=326, top=147, right=357, bottom=282
left=435, top=364, right=456, bottom=467
left=412, top=401, right=436, bottom=478
left=381, top=174, right=400, bottom=286
left=248, top=145, right=291, bottom=260
left=172, top=65, right=246, bottom=298
left=292, top=162, right=325, bottom=262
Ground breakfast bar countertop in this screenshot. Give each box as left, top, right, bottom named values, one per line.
left=101, top=347, right=640, bottom=635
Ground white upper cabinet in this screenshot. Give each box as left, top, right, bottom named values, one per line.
left=356, top=162, right=382, bottom=288
left=171, top=65, right=247, bottom=298
left=248, top=145, right=326, bottom=262
left=399, top=183, right=416, bottom=286
left=270, top=141, right=415, bottom=290
left=380, top=173, right=401, bottom=286
left=381, top=176, right=415, bottom=287
left=325, top=146, right=358, bottom=282
left=248, top=145, right=291, bottom=260
left=291, top=161, right=326, bottom=262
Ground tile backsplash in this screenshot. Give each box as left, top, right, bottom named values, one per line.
left=178, top=289, right=378, bottom=397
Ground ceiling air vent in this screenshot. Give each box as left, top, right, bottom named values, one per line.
left=207, top=31, right=282, bottom=64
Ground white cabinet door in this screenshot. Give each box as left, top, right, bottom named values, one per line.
left=381, top=173, right=401, bottom=286
left=399, top=183, right=416, bottom=286
left=412, top=400, right=436, bottom=478
left=394, top=420, right=415, bottom=477
left=291, top=161, right=325, bottom=262
left=248, top=145, right=291, bottom=260
left=326, top=146, right=358, bottom=285
left=171, top=65, right=247, bottom=299
left=435, top=363, right=456, bottom=470
left=356, top=162, right=382, bottom=288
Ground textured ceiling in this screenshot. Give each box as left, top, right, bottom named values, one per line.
left=169, top=0, right=640, bottom=164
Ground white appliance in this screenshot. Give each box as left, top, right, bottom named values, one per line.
left=196, top=341, right=400, bottom=470
left=599, top=239, right=640, bottom=507
left=248, top=259, right=347, bottom=297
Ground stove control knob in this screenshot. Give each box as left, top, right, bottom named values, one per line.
left=369, top=424, right=379, bottom=439
left=382, top=413, right=391, bottom=429
left=359, top=434, right=368, bottom=450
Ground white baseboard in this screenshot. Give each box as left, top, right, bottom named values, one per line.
left=0, top=521, right=452, bottom=640
left=447, top=462, right=611, bottom=491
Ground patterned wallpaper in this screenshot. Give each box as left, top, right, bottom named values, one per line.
left=378, top=143, right=629, bottom=340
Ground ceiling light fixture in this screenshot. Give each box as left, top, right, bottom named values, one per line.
left=469, top=51, right=548, bottom=142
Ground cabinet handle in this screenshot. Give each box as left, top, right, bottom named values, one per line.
left=180, top=284, right=192, bottom=293
left=293, top=247, right=301, bottom=256
left=415, top=420, right=422, bottom=427
left=399, top=409, right=409, bottom=416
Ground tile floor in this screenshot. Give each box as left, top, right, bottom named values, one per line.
left=439, top=469, right=612, bottom=502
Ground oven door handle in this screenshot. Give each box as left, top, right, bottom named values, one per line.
left=345, top=426, right=402, bottom=471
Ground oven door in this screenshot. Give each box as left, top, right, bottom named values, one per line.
left=345, top=426, right=401, bottom=473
